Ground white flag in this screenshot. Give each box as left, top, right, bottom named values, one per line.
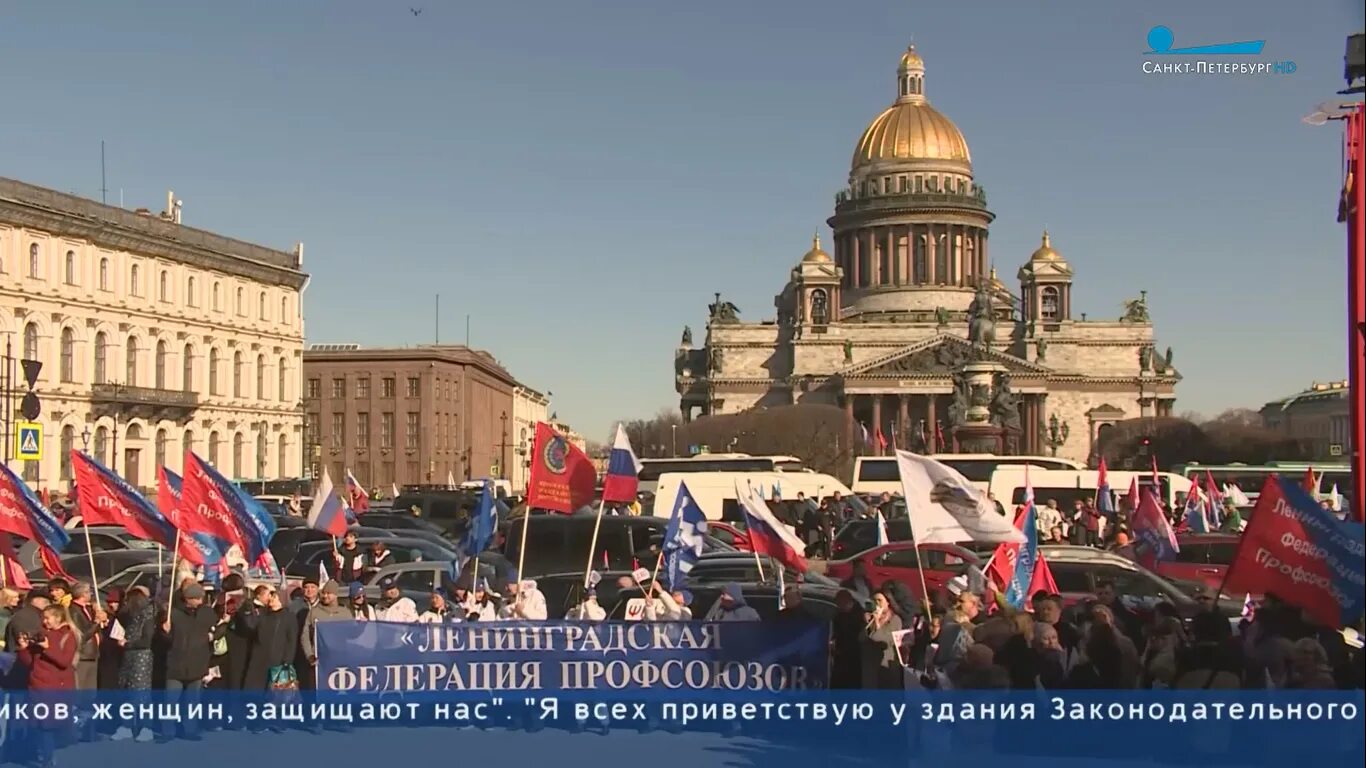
left=895, top=450, right=1024, bottom=545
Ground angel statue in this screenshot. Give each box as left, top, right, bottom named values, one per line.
left=1122, top=290, right=1151, bottom=323
left=947, top=373, right=971, bottom=429
left=989, top=373, right=1022, bottom=433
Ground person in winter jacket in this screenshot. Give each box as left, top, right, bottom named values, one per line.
left=500, top=579, right=548, bottom=621
left=375, top=577, right=420, bottom=622
left=467, top=582, right=500, bottom=622
left=643, top=581, right=692, bottom=621
left=717, top=583, right=759, bottom=621
left=566, top=589, right=607, bottom=621
left=364, top=541, right=393, bottom=580
left=161, top=583, right=228, bottom=739
left=302, top=581, right=355, bottom=664
left=329, top=531, right=366, bottom=583
left=418, top=592, right=462, bottom=623
left=17, top=605, right=79, bottom=768
left=347, top=583, right=378, bottom=621
left=5, top=589, right=49, bottom=660
left=68, top=581, right=104, bottom=690
left=243, top=587, right=299, bottom=690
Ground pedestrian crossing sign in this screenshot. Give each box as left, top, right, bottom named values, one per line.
left=15, top=422, right=42, bottom=461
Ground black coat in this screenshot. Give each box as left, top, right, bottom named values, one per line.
left=223, top=600, right=262, bottom=689
left=164, top=604, right=226, bottom=682
left=243, top=608, right=299, bottom=690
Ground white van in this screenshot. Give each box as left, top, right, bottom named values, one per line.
left=852, top=453, right=1085, bottom=496
left=650, top=471, right=852, bottom=522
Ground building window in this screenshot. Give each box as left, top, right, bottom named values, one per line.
left=357, top=413, right=370, bottom=448
left=125, top=336, right=138, bottom=385
left=94, top=332, right=108, bottom=383
left=130, top=264, right=141, bottom=295
left=183, top=429, right=195, bottom=458
left=99, top=258, right=109, bottom=291
left=64, top=251, right=76, bottom=284
left=213, top=282, right=221, bottom=311
left=159, top=270, right=169, bottom=302
left=28, top=244, right=40, bottom=278
left=155, top=429, right=168, bottom=469
left=307, top=378, right=321, bottom=399
left=156, top=341, right=168, bottom=389
left=331, top=413, right=345, bottom=448
left=233, top=433, right=244, bottom=478
left=236, top=287, right=244, bottom=315
left=280, top=296, right=288, bottom=323
left=278, top=358, right=288, bottom=401
left=210, top=350, right=221, bottom=395
left=60, top=426, right=75, bottom=480
left=60, top=328, right=75, bottom=382
left=406, top=377, right=420, bottom=398
left=187, top=276, right=197, bottom=306
left=94, top=426, right=109, bottom=466
left=256, top=354, right=265, bottom=399
left=381, top=377, right=395, bottom=398
left=1040, top=286, right=1060, bottom=321
left=257, top=431, right=268, bottom=478
left=406, top=460, right=420, bottom=483
left=406, top=413, right=420, bottom=449
left=381, top=413, right=394, bottom=449
left=279, top=440, right=289, bottom=478
left=331, top=378, right=345, bottom=398
left=23, top=322, right=38, bottom=363
left=810, top=289, right=829, bottom=326
left=356, top=378, right=371, bottom=399
left=259, top=291, right=267, bottom=320
left=183, top=345, right=195, bottom=392
left=233, top=352, right=243, bottom=397
left=382, top=461, right=394, bottom=487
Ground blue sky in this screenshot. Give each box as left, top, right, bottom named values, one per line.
left=3, top=0, right=1362, bottom=441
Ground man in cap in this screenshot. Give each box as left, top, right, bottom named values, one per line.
left=374, top=577, right=419, bottom=623
left=161, top=583, right=228, bottom=740
left=302, top=581, right=354, bottom=671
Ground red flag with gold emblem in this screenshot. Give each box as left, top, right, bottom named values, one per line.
left=526, top=422, right=597, bottom=514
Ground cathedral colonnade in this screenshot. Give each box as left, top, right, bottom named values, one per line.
left=841, top=391, right=1049, bottom=456
left=835, top=223, right=989, bottom=289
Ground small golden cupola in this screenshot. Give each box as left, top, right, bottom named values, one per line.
left=1018, top=230, right=1074, bottom=323
left=789, top=232, right=843, bottom=328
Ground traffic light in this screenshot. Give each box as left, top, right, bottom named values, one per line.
left=1138, top=435, right=1151, bottom=456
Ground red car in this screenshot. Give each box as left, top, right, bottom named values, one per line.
left=1155, top=533, right=1240, bottom=590
left=824, top=541, right=979, bottom=598
left=706, top=521, right=753, bottom=553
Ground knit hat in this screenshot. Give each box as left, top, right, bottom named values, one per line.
left=322, top=580, right=341, bottom=595
left=348, top=582, right=365, bottom=599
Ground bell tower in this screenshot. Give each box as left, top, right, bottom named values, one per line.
left=1017, top=230, right=1074, bottom=325
left=790, top=234, right=843, bottom=330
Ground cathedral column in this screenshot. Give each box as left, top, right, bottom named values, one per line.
left=871, top=395, right=883, bottom=455
left=844, top=395, right=855, bottom=454
left=980, top=232, right=988, bottom=279
left=887, top=228, right=897, bottom=285
left=866, top=229, right=878, bottom=286
left=926, top=395, right=938, bottom=452
left=904, top=225, right=914, bottom=286
left=927, top=227, right=937, bottom=285
left=852, top=232, right=862, bottom=288
left=898, top=395, right=910, bottom=451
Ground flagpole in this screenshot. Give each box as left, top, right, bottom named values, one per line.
left=81, top=519, right=103, bottom=610
left=514, top=511, right=530, bottom=596
left=0, top=554, right=7, bottom=589
left=166, top=531, right=181, bottom=620
left=742, top=483, right=767, bottom=583
left=582, top=497, right=607, bottom=589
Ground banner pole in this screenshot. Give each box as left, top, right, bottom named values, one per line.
left=514, top=511, right=530, bottom=595
left=0, top=554, right=7, bottom=590
left=82, top=519, right=102, bottom=610
left=166, top=531, right=181, bottom=620
left=582, top=498, right=607, bottom=589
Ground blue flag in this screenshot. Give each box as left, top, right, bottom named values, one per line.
left=184, top=456, right=277, bottom=562
left=463, top=479, right=498, bottom=557
left=662, top=481, right=707, bottom=589
left=1004, top=501, right=1040, bottom=609
left=160, top=468, right=234, bottom=569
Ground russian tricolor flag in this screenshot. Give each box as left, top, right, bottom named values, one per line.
left=346, top=469, right=370, bottom=513
left=1095, top=458, right=1114, bottom=515
left=736, top=481, right=807, bottom=573
left=600, top=424, right=642, bottom=504
left=307, top=468, right=351, bottom=538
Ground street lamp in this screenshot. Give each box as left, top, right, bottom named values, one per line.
left=80, top=426, right=91, bottom=451
left=499, top=411, right=509, bottom=480
left=1041, top=414, right=1069, bottom=458
left=671, top=424, right=678, bottom=457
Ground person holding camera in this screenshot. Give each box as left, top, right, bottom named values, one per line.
left=16, top=606, right=78, bottom=768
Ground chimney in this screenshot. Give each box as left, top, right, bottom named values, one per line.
left=295, top=242, right=305, bottom=266
left=173, top=198, right=183, bottom=224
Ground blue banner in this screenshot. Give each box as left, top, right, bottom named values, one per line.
left=317, top=620, right=831, bottom=693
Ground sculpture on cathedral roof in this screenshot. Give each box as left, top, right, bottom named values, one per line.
left=680, top=325, right=693, bottom=347
left=1163, top=346, right=1174, bottom=371
left=966, top=282, right=996, bottom=358
left=935, top=305, right=950, bottom=328
left=1035, top=335, right=1048, bottom=362
left=708, top=292, right=741, bottom=324
left=1122, top=290, right=1151, bottom=323
left=843, top=339, right=854, bottom=363
left=1139, top=345, right=1153, bottom=371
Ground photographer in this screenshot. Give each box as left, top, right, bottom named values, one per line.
left=15, top=606, right=78, bottom=768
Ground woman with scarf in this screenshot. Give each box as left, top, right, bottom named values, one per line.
left=862, top=592, right=904, bottom=689
left=419, top=592, right=461, bottom=623
left=113, top=587, right=157, bottom=741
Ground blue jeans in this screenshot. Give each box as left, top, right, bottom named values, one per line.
left=163, top=679, right=204, bottom=738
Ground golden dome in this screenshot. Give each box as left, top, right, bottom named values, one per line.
left=850, top=44, right=971, bottom=173
left=1030, top=230, right=1064, bottom=262
left=988, top=266, right=1006, bottom=289
left=801, top=233, right=832, bottom=263
left=899, top=44, right=924, bottom=70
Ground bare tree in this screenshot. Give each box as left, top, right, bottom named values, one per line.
left=617, top=405, right=854, bottom=477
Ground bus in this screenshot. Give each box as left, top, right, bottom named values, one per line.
left=851, top=454, right=1085, bottom=495
left=988, top=467, right=1191, bottom=512
left=638, top=454, right=808, bottom=494
left=1174, top=462, right=1351, bottom=505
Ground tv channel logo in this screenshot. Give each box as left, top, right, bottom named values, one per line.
left=1141, top=26, right=1295, bottom=76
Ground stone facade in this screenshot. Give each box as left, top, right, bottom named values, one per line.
left=674, top=44, right=1178, bottom=466
left=1261, top=381, right=1351, bottom=461
left=0, top=177, right=308, bottom=491
left=511, top=385, right=550, bottom=493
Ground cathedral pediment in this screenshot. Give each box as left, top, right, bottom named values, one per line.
left=841, top=334, right=1049, bottom=378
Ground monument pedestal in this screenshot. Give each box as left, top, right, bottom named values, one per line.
left=954, top=423, right=1005, bottom=454
left=954, top=360, right=1007, bottom=454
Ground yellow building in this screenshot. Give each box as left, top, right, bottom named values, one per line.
left=1, top=178, right=309, bottom=490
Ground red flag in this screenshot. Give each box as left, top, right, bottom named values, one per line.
left=178, top=452, right=248, bottom=549
left=1303, top=467, right=1319, bottom=497
left=1030, top=552, right=1059, bottom=596
left=1150, top=455, right=1160, bottom=485
left=934, top=421, right=945, bottom=453
left=0, top=532, right=32, bottom=590
left=38, top=544, right=75, bottom=582
left=874, top=426, right=887, bottom=452
left=1125, top=477, right=1139, bottom=510
left=525, top=422, right=597, bottom=513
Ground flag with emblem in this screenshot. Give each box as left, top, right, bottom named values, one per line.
left=662, top=481, right=708, bottom=589
left=526, top=421, right=596, bottom=513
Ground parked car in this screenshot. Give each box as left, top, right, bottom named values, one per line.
left=685, top=552, right=838, bottom=589
left=266, top=526, right=397, bottom=569
left=285, top=537, right=458, bottom=579
left=830, top=518, right=914, bottom=559
left=25, top=550, right=162, bottom=589
left=355, top=512, right=456, bottom=541
left=824, top=541, right=979, bottom=599
left=1155, top=533, right=1241, bottom=591
left=604, top=581, right=870, bottom=621
left=1038, top=545, right=1242, bottom=622
left=706, top=521, right=753, bottom=552
left=13, top=526, right=162, bottom=573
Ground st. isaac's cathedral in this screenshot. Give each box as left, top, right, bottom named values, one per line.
left=674, top=43, right=1180, bottom=465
